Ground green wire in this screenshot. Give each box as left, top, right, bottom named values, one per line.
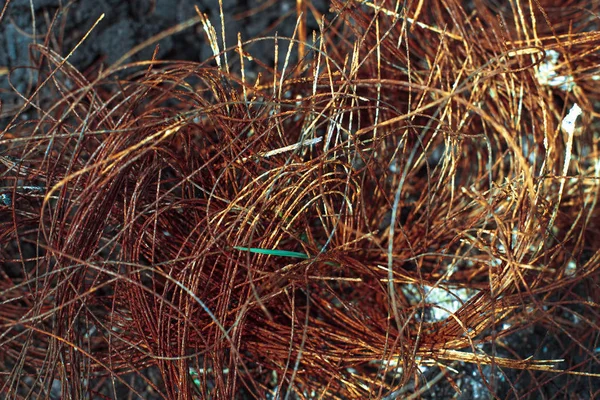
left=233, top=246, right=309, bottom=259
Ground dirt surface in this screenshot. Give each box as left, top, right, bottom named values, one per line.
left=0, top=0, right=330, bottom=120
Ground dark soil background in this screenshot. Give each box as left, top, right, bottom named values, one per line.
left=0, top=0, right=331, bottom=123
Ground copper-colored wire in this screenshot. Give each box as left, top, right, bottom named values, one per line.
left=1, top=0, right=600, bottom=398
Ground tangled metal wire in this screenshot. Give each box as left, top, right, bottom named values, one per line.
left=1, top=0, right=600, bottom=398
